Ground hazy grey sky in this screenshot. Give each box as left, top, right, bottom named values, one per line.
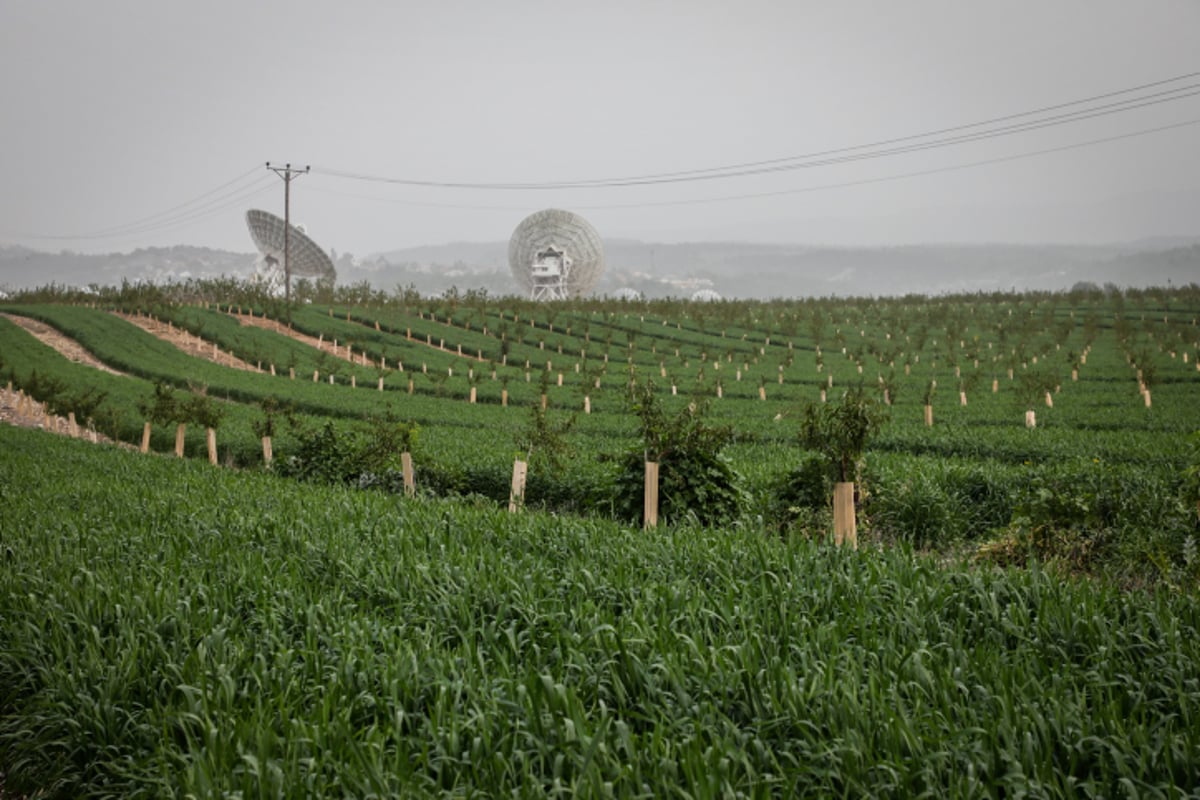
left=2, top=0, right=1198, bottom=256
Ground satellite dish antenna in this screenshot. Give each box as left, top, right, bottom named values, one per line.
left=508, top=209, right=604, bottom=300
left=611, top=287, right=643, bottom=301
left=245, top=209, right=336, bottom=295
left=691, top=289, right=722, bottom=302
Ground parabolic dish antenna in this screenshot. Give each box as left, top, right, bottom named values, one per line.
left=611, top=287, right=643, bottom=301
left=508, top=209, right=604, bottom=300
left=245, top=209, right=336, bottom=292
left=691, top=289, right=722, bottom=302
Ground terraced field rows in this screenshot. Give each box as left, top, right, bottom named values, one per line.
left=2, top=289, right=1198, bottom=582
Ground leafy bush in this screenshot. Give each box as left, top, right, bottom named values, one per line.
left=612, top=382, right=744, bottom=525
left=54, top=386, right=108, bottom=428
left=976, top=460, right=1199, bottom=587
left=252, top=395, right=296, bottom=440
left=17, top=369, right=68, bottom=410
left=798, top=382, right=888, bottom=483
left=763, top=451, right=832, bottom=534
left=276, top=421, right=362, bottom=485
left=514, top=404, right=575, bottom=473
left=137, top=382, right=183, bottom=425
left=276, top=415, right=417, bottom=489
left=184, top=390, right=224, bottom=430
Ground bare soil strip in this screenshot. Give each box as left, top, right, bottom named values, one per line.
left=236, top=311, right=487, bottom=364
left=234, top=312, right=383, bottom=367
left=0, top=384, right=124, bottom=447
left=113, top=312, right=262, bottom=373
left=1, top=312, right=127, bottom=376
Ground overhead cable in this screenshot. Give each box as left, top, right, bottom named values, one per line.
left=312, top=71, right=1200, bottom=189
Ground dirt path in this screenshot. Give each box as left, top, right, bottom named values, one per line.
left=0, top=313, right=124, bottom=445
left=113, top=312, right=263, bottom=373
left=0, top=383, right=123, bottom=446
left=236, top=311, right=487, bottom=365
left=234, top=312, right=382, bottom=368
left=1, top=312, right=127, bottom=376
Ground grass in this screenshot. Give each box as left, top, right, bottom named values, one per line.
left=1, top=423, right=1198, bottom=797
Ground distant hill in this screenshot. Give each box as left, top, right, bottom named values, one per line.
left=358, top=238, right=1200, bottom=298
left=3, top=238, right=1197, bottom=299
left=0, top=245, right=256, bottom=291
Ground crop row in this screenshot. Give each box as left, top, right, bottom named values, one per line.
left=3, top=295, right=1198, bottom=560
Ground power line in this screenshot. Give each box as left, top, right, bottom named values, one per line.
left=76, top=178, right=276, bottom=239
left=312, top=71, right=1200, bottom=190
left=307, top=116, right=1200, bottom=212
left=70, top=164, right=265, bottom=236
left=557, top=70, right=1200, bottom=183
left=573, top=118, right=1200, bottom=210
left=19, top=167, right=273, bottom=241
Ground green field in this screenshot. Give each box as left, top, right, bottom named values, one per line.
left=2, top=425, right=1198, bottom=797
left=1, top=282, right=1199, bottom=795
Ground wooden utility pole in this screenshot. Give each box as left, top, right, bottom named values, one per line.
left=266, top=162, right=309, bottom=316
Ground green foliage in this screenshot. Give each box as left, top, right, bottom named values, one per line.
left=18, top=369, right=68, bottom=409
left=798, top=383, right=889, bottom=483
left=20, top=368, right=108, bottom=427
left=871, top=470, right=961, bottom=550
left=57, top=386, right=108, bottom=427
left=4, top=286, right=1200, bottom=582
left=137, top=382, right=182, bottom=425
left=275, top=414, right=417, bottom=490
left=1134, top=347, right=1158, bottom=390
left=764, top=451, right=833, bottom=535
left=252, top=395, right=295, bottom=440
left=136, top=382, right=223, bottom=429
left=613, top=382, right=744, bottom=525
left=976, top=459, right=1199, bottom=586
left=867, top=458, right=1019, bottom=549
left=184, top=389, right=224, bottom=430
left=514, top=403, right=576, bottom=473
left=275, top=420, right=360, bottom=485
left=3, top=426, right=1200, bottom=797
left=1184, top=432, right=1200, bottom=508
left=1013, top=366, right=1057, bottom=411
left=358, top=410, right=419, bottom=468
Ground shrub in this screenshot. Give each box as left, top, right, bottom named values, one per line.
left=137, top=382, right=182, bottom=426
left=275, top=416, right=410, bottom=489
left=763, top=452, right=833, bottom=534
left=612, top=382, right=744, bottom=526
left=277, top=421, right=363, bottom=486
left=798, top=383, right=888, bottom=483
left=976, top=460, right=1199, bottom=587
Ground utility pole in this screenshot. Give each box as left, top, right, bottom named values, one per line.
left=265, top=162, right=309, bottom=315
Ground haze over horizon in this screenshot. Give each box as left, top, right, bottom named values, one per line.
left=2, top=1, right=1199, bottom=259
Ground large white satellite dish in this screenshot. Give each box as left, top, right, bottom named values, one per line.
left=508, top=209, right=604, bottom=300
left=245, top=209, right=336, bottom=293
left=691, top=289, right=722, bottom=302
